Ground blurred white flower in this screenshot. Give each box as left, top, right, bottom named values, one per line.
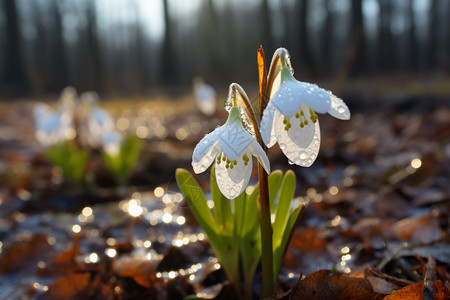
left=80, top=91, right=116, bottom=148
left=193, top=77, right=216, bottom=116
left=33, top=87, right=77, bottom=147
left=101, top=130, right=123, bottom=157
left=192, top=106, right=270, bottom=199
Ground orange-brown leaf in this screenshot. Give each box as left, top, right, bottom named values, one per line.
left=287, top=269, right=386, bottom=300
left=257, top=46, right=267, bottom=118
left=384, top=280, right=450, bottom=300
left=42, top=273, right=91, bottom=299
left=113, top=256, right=162, bottom=288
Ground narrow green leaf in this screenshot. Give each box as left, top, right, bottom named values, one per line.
left=268, top=170, right=283, bottom=213
left=233, top=190, right=246, bottom=240
left=241, top=185, right=259, bottom=239
left=175, top=169, right=224, bottom=258
left=273, top=204, right=305, bottom=283
left=272, top=170, right=296, bottom=248
left=210, top=165, right=233, bottom=234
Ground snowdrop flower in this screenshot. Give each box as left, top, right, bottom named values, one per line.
left=80, top=91, right=115, bottom=148
left=33, top=87, right=77, bottom=147
left=192, top=106, right=270, bottom=199
left=101, top=130, right=123, bottom=157
left=193, top=77, right=217, bottom=116
left=260, top=49, right=350, bottom=167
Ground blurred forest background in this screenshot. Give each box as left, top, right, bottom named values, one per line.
left=1, top=0, right=450, bottom=99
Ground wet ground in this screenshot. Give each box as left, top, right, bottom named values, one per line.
left=0, top=93, right=449, bottom=299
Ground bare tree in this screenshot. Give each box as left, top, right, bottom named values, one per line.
left=2, top=0, right=26, bottom=95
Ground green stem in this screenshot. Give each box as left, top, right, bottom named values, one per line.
left=258, top=162, right=273, bottom=298
left=244, top=266, right=256, bottom=300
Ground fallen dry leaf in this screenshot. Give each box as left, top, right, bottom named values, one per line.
left=39, top=272, right=101, bottom=300
left=0, top=233, right=54, bottom=274
left=285, top=269, right=386, bottom=300
left=385, top=212, right=443, bottom=244
left=113, top=256, right=162, bottom=288
left=384, top=280, right=450, bottom=300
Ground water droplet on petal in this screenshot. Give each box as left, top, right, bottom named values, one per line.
left=280, top=143, right=286, bottom=150
left=338, top=106, right=345, bottom=113
left=288, top=159, right=294, bottom=165
left=300, top=151, right=307, bottom=160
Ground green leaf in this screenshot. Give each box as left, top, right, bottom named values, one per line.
left=44, top=141, right=89, bottom=186
left=272, top=170, right=296, bottom=248
left=210, top=165, right=233, bottom=234
left=268, top=170, right=283, bottom=213
left=233, top=190, right=246, bottom=240
left=103, top=134, right=143, bottom=186
left=273, top=204, right=305, bottom=282
left=175, top=169, right=224, bottom=259
left=239, top=189, right=262, bottom=299
left=240, top=185, right=259, bottom=240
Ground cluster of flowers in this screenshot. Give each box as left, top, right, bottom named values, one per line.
left=34, top=87, right=122, bottom=156
left=192, top=48, right=350, bottom=199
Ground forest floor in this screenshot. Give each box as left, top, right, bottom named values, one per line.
left=0, top=87, right=449, bottom=299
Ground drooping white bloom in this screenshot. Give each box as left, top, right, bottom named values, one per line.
left=101, top=130, right=123, bottom=157
left=260, top=55, right=350, bottom=167
left=33, top=87, right=77, bottom=147
left=192, top=106, right=270, bottom=199
left=80, top=91, right=116, bottom=148
left=193, top=77, right=217, bottom=116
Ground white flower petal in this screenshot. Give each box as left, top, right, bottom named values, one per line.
left=274, top=105, right=321, bottom=167
left=328, top=95, right=351, bottom=120
left=192, top=126, right=225, bottom=163
left=269, top=71, right=282, bottom=99
left=271, top=80, right=302, bottom=117
left=192, top=126, right=225, bottom=174
left=248, top=139, right=270, bottom=174
left=192, top=142, right=221, bottom=173
left=299, top=82, right=331, bottom=114
left=260, top=101, right=277, bottom=147
left=102, top=130, right=123, bottom=157
left=218, top=121, right=252, bottom=160
left=215, top=158, right=252, bottom=199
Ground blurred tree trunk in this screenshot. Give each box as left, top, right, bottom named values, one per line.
left=49, top=0, right=68, bottom=91
left=2, top=0, right=27, bottom=95
left=261, top=0, right=273, bottom=54
left=378, top=0, right=392, bottom=70
left=86, top=0, right=102, bottom=91
left=299, top=0, right=313, bottom=75
left=349, top=0, right=364, bottom=76
left=161, top=0, right=177, bottom=85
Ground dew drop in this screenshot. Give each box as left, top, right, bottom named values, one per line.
left=200, top=165, right=207, bottom=172
left=338, top=106, right=345, bottom=113
left=294, top=158, right=301, bottom=165
left=299, top=152, right=308, bottom=160
left=288, top=159, right=294, bottom=165
left=279, top=143, right=286, bottom=150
